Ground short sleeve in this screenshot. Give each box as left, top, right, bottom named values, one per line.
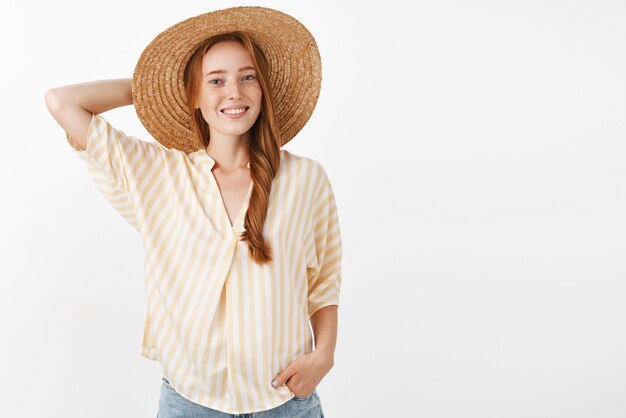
left=306, top=164, right=342, bottom=319
left=65, top=113, right=169, bottom=233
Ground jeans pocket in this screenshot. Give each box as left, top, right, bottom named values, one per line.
left=292, top=389, right=316, bottom=401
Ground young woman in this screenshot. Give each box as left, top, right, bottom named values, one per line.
left=45, top=6, right=341, bottom=418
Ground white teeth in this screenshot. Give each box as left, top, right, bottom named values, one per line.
left=222, top=107, right=247, bottom=115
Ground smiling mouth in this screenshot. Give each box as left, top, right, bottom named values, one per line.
left=221, top=106, right=250, bottom=115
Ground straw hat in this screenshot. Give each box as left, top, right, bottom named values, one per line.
left=132, top=6, right=322, bottom=154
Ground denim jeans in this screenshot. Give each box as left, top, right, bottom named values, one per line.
left=157, top=377, right=325, bottom=418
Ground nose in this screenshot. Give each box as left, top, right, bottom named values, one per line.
left=226, top=79, right=244, bottom=100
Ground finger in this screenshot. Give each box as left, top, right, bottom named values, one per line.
left=272, top=368, right=293, bottom=389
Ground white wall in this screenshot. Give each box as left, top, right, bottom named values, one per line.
left=1, top=0, right=625, bottom=416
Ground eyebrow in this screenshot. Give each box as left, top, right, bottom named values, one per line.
left=205, top=66, right=256, bottom=77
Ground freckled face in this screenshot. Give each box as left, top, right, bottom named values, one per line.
left=194, top=40, right=263, bottom=138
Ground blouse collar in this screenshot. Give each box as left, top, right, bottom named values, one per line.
left=193, top=148, right=250, bottom=169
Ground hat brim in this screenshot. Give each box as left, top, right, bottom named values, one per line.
left=132, top=6, right=322, bottom=154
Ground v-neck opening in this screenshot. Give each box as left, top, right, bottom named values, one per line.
left=228, top=180, right=254, bottom=229
left=211, top=176, right=253, bottom=232
left=196, top=148, right=253, bottom=233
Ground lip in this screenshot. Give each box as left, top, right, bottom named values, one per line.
left=220, top=106, right=250, bottom=119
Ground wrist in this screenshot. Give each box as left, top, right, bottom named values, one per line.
left=313, top=346, right=335, bottom=366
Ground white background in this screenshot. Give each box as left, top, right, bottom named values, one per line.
left=1, top=0, right=625, bottom=417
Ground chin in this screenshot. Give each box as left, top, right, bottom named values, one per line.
left=221, top=125, right=254, bottom=136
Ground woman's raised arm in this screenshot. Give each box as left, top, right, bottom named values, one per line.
left=44, top=78, right=133, bottom=151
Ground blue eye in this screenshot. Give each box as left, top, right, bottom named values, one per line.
left=208, top=75, right=255, bottom=85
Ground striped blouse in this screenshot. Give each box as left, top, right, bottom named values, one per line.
left=65, top=113, right=342, bottom=414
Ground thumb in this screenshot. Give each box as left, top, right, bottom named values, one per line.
left=271, top=368, right=293, bottom=389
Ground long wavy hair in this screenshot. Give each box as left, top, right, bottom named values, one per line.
left=183, top=32, right=282, bottom=265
